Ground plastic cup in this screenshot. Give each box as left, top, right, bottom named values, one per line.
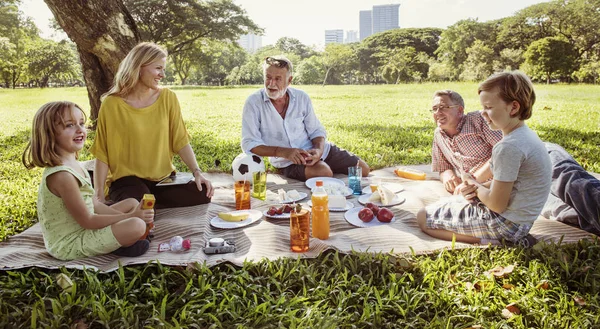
left=348, top=166, right=362, bottom=195
left=290, top=208, right=310, bottom=252
left=234, top=181, right=251, bottom=210
left=251, top=171, right=267, bottom=200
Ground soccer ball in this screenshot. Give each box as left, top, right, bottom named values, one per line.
left=232, top=153, right=265, bottom=182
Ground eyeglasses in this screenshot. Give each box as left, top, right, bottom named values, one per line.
left=430, top=105, right=459, bottom=113
left=265, top=56, right=289, bottom=69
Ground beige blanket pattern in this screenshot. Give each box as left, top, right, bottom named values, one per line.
left=0, top=165, right=594, bottom=272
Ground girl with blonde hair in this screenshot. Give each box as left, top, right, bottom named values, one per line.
left=23, top=101, right=154, bottom=259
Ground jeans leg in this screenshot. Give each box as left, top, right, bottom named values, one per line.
left=546, top=143, right=600, bottom=235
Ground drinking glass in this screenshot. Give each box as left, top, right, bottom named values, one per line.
left=234, top=181, right=251, bottom=210
left=251, top=171, right=267, bottom=200
left=290, top=208, right=310, bottom=252
left=348, top=166, right=362, bottom=195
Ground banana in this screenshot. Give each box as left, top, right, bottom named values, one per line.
left=218, top=212, right=249, bottom=222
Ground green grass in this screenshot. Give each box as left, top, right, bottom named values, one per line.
left=1, top=84, right=600, bottom=327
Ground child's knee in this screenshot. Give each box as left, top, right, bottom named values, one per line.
left=129, top=217, right=147, bottom=236
left=416, top=208, right=428, bottom=231
left=125, top=198, right=140, bottom=208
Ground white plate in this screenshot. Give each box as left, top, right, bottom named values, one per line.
left=263, top=211, right=292, bottom=219
left=279, top=192, right=308, bottom=204
left=358, top=193, right=406, bottom=207
left=361, top=182, right=405, bottom=194
left=210, top=209, right=262, bottom=229
left=344, top=207, right=396, bottom=228
left=305, top=177, right=345, bottom=189
left=307, top=200, right=354, bottom=212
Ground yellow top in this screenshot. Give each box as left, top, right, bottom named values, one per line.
left=90, top=88, right=190, bottom=185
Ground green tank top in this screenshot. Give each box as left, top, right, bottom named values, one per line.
left=37, top=165, right=94, bottom=258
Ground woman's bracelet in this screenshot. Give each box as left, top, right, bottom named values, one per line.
left=192, top=168, right=202, bottom=177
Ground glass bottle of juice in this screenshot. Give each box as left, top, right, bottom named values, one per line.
left=311, top=180, right=329, bottom=240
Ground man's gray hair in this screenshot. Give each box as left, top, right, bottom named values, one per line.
left=263, top=55, right=293, bottom=78
left=433, top=90, right=465, bottom=108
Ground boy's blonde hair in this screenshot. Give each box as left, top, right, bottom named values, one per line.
left=22, top=101, right=86, bottom=169
left=101, top=42, right=167, bottom=100
left=478, top=71, right=536, bottom=120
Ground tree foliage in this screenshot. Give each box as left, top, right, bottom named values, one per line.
left=124, top=0, right=262, bottom=55
left=524, top=37, right=578, bottom=83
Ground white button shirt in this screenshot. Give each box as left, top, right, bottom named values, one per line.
left=241, top=87, right=331, bottom=168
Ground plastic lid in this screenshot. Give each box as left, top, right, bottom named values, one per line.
left=316, top=180, right=323, bottom=187
left=209, top=237, right=224, bottom=247
left=182, top=239, right=192, bottom=250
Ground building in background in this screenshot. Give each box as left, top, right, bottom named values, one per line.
left=359, top=10, right=372, bottom=41
left=237, top=33, right=262, bottom=53
left=372, top=4, right=400, bottom=34
left=360, top=4, right=400, bottom=41
left=325, top=29, right=344, bottom=44
left=345, top=30, right=358, bottom=43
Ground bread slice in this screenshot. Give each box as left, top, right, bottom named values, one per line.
left=286, top=189, right=301, bottom=200
left=278, top=189, right=287, bottom=202
left=378, top=185, right=396, bottom=205
left=368, top=191, right=381, bottom=202
left=328, top=195, right=346, bottom=208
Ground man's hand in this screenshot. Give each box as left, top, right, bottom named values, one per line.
left=304, top=148, right=322, bottom=166
left=280, top=148, right=311, bottom=165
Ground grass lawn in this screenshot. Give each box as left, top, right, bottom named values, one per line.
left=1, top=84, right=599, bottom=327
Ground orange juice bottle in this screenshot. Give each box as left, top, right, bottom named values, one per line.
left=311, top=180, right=329, bottom=240
left=140, top=194, right=155, bottom=240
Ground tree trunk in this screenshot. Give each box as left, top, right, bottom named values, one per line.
left=43, top=0, right=140, bottom=126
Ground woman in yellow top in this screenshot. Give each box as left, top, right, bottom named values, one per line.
left=90, top=42, right=214, bottom=208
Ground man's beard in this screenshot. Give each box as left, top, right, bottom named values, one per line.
left=266, top=87, right=287, bottom=100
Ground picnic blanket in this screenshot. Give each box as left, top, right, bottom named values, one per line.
left=0, top=164, right=596, bottom=272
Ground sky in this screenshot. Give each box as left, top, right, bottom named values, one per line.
left=21, top=0, right=551, bottom=48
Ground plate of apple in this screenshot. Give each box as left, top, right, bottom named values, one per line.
left=343, top=203, right=395, bottom=228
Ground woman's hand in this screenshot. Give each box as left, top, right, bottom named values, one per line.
left=194, top=173, right=214, bottom=198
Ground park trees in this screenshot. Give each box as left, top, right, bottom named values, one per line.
left=43, top=0, right=139, bottom=121
left=524, top=37, right=577, bottom=83
left=26, top=39, right=79, bottom=87
left=43, top=0, right=259, bottom=121
left=0, top=0, right=39, bottom=88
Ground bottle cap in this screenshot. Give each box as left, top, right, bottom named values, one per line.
left=316, top=180, right=323, bottom=187
left=182, top=239, right=192, bottom=250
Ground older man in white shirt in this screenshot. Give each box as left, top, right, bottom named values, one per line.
left=241, top=55, right=369, bottom=181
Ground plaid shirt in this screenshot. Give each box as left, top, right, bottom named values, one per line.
left=432, top=111, right=502, bottom=175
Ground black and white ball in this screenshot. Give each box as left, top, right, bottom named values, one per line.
left=232, top=153, right=265, bottom=182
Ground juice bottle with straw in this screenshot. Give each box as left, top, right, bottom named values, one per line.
left=311, top=180, right=329, bottom=240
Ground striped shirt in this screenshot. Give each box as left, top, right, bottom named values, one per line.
left=431, top=111, right=502, bottom=175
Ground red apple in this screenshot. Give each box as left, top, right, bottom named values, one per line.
left=377, top=208, right=394, bottom=223
left=358, top=208, right=374, bottom=222
left=365, top=202, right=380, bottom=216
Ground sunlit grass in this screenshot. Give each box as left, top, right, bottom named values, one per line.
left=1, top=84, right=599, bottom=327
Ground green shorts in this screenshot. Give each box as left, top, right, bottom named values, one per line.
left=47, top=226, right=122, bottom=261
